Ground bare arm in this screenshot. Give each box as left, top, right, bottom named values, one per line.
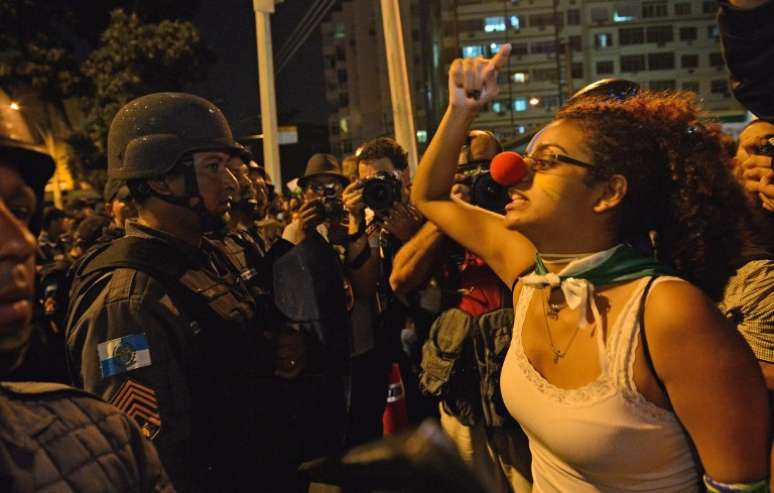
left=389, top=221, right=447, bottom=295
left=759, top=361, right=774, bottom=390
left=411, top=46, right=536, bottom=287
left=646, top=280, right=769, bottom=483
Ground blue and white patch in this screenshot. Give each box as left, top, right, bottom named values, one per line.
left=98, top=334, right=151, bottom=378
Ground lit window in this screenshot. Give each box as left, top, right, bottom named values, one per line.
left=334, top=22, right=346, bottom=39
left=462, top=45, right=484, bottom=58
left=510, top=15, right=521, bottom=30
left=595, top=33, right=613, bottom=48
left=517, top=125, right=527, bottom=134
left=513, top=98, right=527, bottom=112
left=529, top=97, right=540, bottom=106
left=416, top=130, right=428, bottom=143
left=613, top=11, right=635, bottom=22
left=339, top=118, right=349, bottom=135
left=490, top=43, right=501, bottom=55
left=512, top=72, right=527, bottom=83
left=484, top=16, right=506, bottom=33
left=491, top=101, right=503, bottom=113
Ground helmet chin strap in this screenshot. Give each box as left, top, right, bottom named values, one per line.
left=149, top=155, right=226, bottom=233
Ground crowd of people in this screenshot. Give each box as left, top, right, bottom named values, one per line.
left=1, top=0, right=774, bottom=492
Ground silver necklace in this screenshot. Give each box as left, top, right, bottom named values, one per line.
left=541, top=288, right=582, bottom=364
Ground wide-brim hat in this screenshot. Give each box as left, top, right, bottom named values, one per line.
left=297, top=153, right=349, bottom=188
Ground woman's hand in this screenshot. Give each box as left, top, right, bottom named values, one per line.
left=448, top=44, right=512, bottom=113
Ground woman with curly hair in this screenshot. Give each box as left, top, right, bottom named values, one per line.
left=411, top=44, right=770, bottom=492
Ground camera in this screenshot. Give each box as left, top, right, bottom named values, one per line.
left=457, top=159, right=509, bottom=213
left=315, top=182, right=345, bottom=222
left=362, top=171, right=402, bottom=211
left=756, top=137, right=774, bottom=158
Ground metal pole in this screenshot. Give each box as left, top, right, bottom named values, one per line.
left=252, top=0, right=282, bottom=186
left=380, top=0, right=419, bottom=176
left=551, top=0, right=564, bottom=105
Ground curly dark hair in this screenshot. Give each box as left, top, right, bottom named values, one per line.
left=357, top=137, right=408, bottom=171
left=557, top=91, right=754, bottom=300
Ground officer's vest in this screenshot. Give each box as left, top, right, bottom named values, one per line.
left=66, top=235, right=273, bottom=489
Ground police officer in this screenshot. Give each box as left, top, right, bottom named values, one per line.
left=65, top=93, right=288, bottom=491
left=0, top=91, right=172, bottom=492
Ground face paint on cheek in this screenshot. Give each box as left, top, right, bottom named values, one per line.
left=534, top=176, right=562, bottom=201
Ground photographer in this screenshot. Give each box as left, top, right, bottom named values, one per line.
left=282, top=153, right=349, bottom=247
left=390, top=130, right=532, bottom=493
left=734, top=119, right=774, bottom=212
left=719, top=119, right=774, bottom=403
left=342, top=137, right=423, bottom=446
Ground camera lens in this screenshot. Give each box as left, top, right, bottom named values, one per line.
left=362, top=172, right=401, bottom=211
left=472, top=174, right=509, bottom=213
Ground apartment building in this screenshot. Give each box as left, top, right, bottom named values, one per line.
left=441, top=0, right=746, bottom=142
left=322, top=0, right=746, bottom=153
left=320, top=0, right=436, bottom=156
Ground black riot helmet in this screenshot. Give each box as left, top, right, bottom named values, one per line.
left=0, top=90, right=55, bottom=234
left=108, top=92, right=242, bottom=229
left=108, top=92, right=242, bottom=180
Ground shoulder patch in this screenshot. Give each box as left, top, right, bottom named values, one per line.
left=109, top=379, right=161, bottom=440
left=98, top=333, right=152, bottom=378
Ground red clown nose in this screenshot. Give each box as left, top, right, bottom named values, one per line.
left=490, top=151, right=527, bottom=186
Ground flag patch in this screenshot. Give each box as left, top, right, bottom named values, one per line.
left=97, top=333, right=151, bottom=378
left=110, top=379, right=161, bottom=440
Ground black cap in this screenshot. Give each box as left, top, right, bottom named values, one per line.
left=297, top=153, right=348, bottom=188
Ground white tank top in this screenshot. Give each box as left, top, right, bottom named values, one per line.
left=501, top=276, right=699, bottom=492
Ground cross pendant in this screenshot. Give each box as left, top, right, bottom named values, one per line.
left=552, top=352, right=562, bottom=364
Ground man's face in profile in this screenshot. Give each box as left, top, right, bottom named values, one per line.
left=0, top=161, right=38, bottom=370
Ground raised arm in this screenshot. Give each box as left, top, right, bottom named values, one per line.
left=411, top=45, right=536, bottom=286
left=389, top=221, right=447, bottom=295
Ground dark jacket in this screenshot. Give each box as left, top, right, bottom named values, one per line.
left=65, top=221, right=286, bottom=492
left=719, top=0, right=774, bottom=120
left=0, top=381, right=173, bottom=492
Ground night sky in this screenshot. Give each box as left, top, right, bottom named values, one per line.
left=192, top=0, right=335, bottom=138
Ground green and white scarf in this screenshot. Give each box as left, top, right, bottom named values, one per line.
left=521, top=243, right=676, bottom=330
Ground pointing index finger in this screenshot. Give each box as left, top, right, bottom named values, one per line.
left=489, top=43, right=512, bottom=70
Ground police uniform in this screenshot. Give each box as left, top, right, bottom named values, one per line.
left=209, top=226, right=350, bottom=471
left=0, top=89, right=172, bottom=493
left=0, top=382, right=173, bottom=493
left=66, top=220, right=289, bottom=491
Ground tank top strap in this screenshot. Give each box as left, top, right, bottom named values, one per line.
left=609, top=276, right=688, bottom=419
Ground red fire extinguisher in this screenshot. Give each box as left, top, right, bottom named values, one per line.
left=382, top=362, right=409, bottom=435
